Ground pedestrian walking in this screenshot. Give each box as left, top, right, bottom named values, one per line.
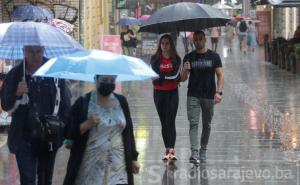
left=120, top=26, right=137, bottom=56
left=150, top=34, right=182, bottom=161
left=170, top=31, right=178, bottom=48
left=180, top=32, right=191, bottom=53
left=238, top=21, right=248, bottom=55
left=225, top=22, right=235, bottom=52
left=1, top=45, right=71, bottom=185
left=210, top=27, right=220, bottom=52
left=63, top=75, right=140, bottom=185
left=181, top=31, right=224, bottom=163
left=247, top=21, right=258, bottom=52
left=293, top=25, right=300, bottom=38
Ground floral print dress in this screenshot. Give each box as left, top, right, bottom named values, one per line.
left=74, top=91, right=128, bottom=185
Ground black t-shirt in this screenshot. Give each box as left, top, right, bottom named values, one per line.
left=183, top=49, right=222, bottom=99
left=120, top=30, right=136, bottom=47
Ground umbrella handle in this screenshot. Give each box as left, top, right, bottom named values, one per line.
left=23, top=58, right=26, bottom=81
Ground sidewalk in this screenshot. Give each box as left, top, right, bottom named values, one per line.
left=0, top=36, right=299, bottom=184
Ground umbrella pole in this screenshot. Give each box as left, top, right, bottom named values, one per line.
left=183, top=21, right=189, bottom=54
left=23, top=58, right=26, bottom=81
left=184, top=32, right=188, bottom=54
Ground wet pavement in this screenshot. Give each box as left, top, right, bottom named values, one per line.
left=0, top=37, right=300, bottom=184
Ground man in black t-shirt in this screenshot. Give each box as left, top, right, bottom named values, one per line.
left=181, top=31, right=224, bottom=164
left=120, top=26, right=136, bottom=56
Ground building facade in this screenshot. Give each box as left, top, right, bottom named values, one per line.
left=273, top=6, right=299, bottom=39
left=0, top=0, right=110, bottom=49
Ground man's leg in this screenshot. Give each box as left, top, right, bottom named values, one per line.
left=199, top=98, right=214, bottom=160
left=187, top=96, right=201, bottom=163
left=122, top=46, right=129, bottom=56
left=37, top=144, right=57, bottom=185
left=15, top=142, right=38, bottom=185
left=128, top=47, right=134, bottom=56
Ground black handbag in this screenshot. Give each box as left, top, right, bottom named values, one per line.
left=42, top=78, right=65, bottom=151
left=42, top=114, right=65, bottom=151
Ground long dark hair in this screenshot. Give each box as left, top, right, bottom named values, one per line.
left=154, top=34, right=178, bottom=60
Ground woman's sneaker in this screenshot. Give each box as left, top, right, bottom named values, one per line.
left=168, top=148, right=177, bottom=160
left=162, top=148, right=170, bottom=161
left=189, top=150, right=200, bottom=164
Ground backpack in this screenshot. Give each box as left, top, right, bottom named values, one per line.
left=239, top=22, right=247, bottom=32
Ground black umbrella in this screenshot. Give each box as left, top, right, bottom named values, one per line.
left=139, top=2, right=231, bottom=34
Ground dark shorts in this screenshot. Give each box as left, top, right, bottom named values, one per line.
left=211, top=37, right=218, bottom=44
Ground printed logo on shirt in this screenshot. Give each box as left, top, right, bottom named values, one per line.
left=191, top=59, right=213, bottom=69
left=160, top=63, right=173, bottom=69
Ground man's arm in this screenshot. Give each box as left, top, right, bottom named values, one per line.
left=1, top=69, right=25, bottom=111
left=215, top=67, right=224, bottom=93
left=213, top=67, right=224, bottom=104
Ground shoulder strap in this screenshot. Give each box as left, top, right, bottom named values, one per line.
left=52, top=78, right=60, bottom=116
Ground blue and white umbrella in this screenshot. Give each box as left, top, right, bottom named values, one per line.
left=0, top=22, right=83, bottom=108
left=34, top=49, right=158, bottom=82
left=11, top=5, right=53, bottom=21
left=117, top=17, right=142, bottom=26
left=0, top=22, right=83, bottom=60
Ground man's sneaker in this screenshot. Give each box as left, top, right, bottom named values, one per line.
left=162, top=148, right=170, bottom=161
left=199, top=148, right=207, bottom=161
left=189, top=150, right=200, bottom=164
left=168, top=148, right=177, bottom=160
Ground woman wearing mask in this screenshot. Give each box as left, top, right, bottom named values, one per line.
left=150, top=34, right=182, bottom=161
left=63, top=75, right=140, bottom=185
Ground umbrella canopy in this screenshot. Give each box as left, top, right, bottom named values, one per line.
left=139, top=2, right=231, bottom=34
left=45, top=19, right=74, bottom=33
left=212, top=2, right=233, bottom=9
left=11, top=5, right=53, bottom=21
left=138, top=15, right=151, bottom=24
left=117, top=17, right=141, bottom=26
left=139, top=15, right=151, bottom=21
left=0, top=22, right=83, bottom=60
left=34, top=49, right=158, bottom=82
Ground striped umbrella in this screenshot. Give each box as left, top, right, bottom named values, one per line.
left=0, top=22, right=83, bottom=60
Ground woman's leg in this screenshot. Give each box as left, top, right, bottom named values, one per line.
left=165, top=89, right=179, bottom=148
left=154, top=90, right=168, bottom=148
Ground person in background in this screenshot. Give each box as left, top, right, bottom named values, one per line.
left=63, top=75, right=140, bottom=185
left=170, top=31, right=178, bottom=47
left=180, top=32, right=191, bottom=53
left=1, top=45, right=71, bottom=185
left=247, top=21, right=258, bottom=52
left=210, top=27, right=221, bottom=52
left=225, top=22, right=236, bottom=52
left=181, top=31, right=224, bottom=164
left=293, top=25, right=300, bottom=38
left=120, top=26, right=136, bottom=56
left=238, top=21, right=248, bottom=55
left=150, top=34, right=182, bottom=161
